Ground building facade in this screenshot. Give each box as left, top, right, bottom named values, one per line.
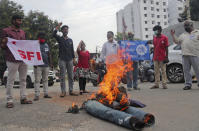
left=117, top=0, right=170, bottom=40
left=168, top=0, right=186, bottom=26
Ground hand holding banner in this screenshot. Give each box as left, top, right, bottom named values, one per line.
left=7, top=37, right=44, bottom=65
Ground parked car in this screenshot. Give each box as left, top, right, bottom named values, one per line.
left=3, top=66, right=55, bottom=88
left=167, top=44, right=195, bottom=83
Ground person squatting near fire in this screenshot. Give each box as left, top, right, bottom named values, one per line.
left=53, top=23, right=78, bottom=97
left=171, top=20, right=199, bottom=90
left=100, top=31, right=119, bottom=64
left=33, top=32, right=53, bottom=101
left=0, top=15, right=33, bottom=108
left=76, top=40, right=90, bottom=95
left=150, top=25, right=169, bottom=89
left=126, top=32, right=140, bottom=91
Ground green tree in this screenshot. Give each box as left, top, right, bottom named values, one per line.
left=0, top=0, right=24, bottom=30
left=179, top=0, right=199, bottom=22
left=190, top=0, right=199, bottom=21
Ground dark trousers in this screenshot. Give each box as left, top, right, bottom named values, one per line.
left=79, top=77, right=87, bottom=91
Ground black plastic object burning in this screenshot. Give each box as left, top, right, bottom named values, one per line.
left=67, top=103, right=79, bottom=114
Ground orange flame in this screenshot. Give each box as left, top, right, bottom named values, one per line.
left=72, top=102, right=75, bottom=108
left=91, top=49, right=133, bottom=106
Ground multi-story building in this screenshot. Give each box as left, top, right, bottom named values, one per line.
left=117, top=0, right=169, bottom=40
left=168, top=0, right=186, bottom=26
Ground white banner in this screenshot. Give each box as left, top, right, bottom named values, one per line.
left=7, top=37, right=44, bottom=65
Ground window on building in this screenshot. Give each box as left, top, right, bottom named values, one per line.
left=146, top=35, right=148, bottom=38
left=144, top=14, right=147, bottom=17
left=164, top=15, right=167, bottom=19
left=163, top=2, right=166, bottom=6
left=144, top=7, right=147, bottom=10
left=151, top=0, right=154, bottom=4
left=144, top=0, right=146, bottom=3
left=145, top=21, right=147, bottom=24
left=164, top=22, right=167, bottom=25
left=178, top=7, right=183, bottom=11
left=157, top=9, right=160, bottom=12
left=157, top=15, right=160, bottom=18
left=156, top=2, right=159, bottom=5
left=158, top=22, right=161, bottom=25
left=163, top=9, right=166, bottom=12
left=145, top=28, right=148, bottom=31
left=151, top=7, right=154, bottom=11
left=152, top=21, right=155, bottom=24
left=151, top=14, right=155, bottom=17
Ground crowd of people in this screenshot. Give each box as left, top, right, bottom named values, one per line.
left=0, top=14, right=199, bottom=108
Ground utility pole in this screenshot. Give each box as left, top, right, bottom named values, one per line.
left=186, top=0, right=191, bottom=20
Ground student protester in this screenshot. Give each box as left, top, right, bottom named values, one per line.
left=0, top=15, right=32, bottom=108
left=126, top=32, right=140, bottom=91
left=150, top=25, right=169, bottom=89
left=53, top=23, right=78, bottom=97
left=76, top=40, right=90, bottom=95
left=100, top=31, right=119, bottom=63
left=171, top=20, right=199, bottom=90
left=33, top=32, right=52, bottom=101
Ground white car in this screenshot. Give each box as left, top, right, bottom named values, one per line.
left=3, top=66, right=55, bottom=88
left=167, top=44, right=195, bottom=83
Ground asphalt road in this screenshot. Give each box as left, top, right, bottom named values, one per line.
left=0, top=81, right=199, bottom=131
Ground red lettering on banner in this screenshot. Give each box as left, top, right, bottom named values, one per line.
left=18, top=50, right=26, bottom=59
left=36, top=52, right=42, bottom=61
left=27, top=51, right=34, bottom=61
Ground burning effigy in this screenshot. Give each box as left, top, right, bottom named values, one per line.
left=83, top=52, right=155, bottom=131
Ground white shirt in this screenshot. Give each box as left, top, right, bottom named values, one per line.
left=178, top=30, right=199, bottom=56
left=100, top=41, right=119, bottom=63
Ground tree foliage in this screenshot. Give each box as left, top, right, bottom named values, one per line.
left=0, top=0, right=59, bottom=67
left=179, top=0, right=199, bottom=22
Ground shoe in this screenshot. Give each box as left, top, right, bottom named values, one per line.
left=163, top=85, right=168, bottom=89
left=80, top=91, right=83, bottom=95
left=60, top=92, right=66, bottom=98
left=183, top=86, right=191, bottom=90
left=6, top=102, right=14, bottom=108
left=134, top=87, right=140, bottom=90
left=34, top=96, right=39, bottom=101
left=83, top=90, right=89, bottom=93
left=44, top=95, right=52, bottom=98
left=20, top=98, right=33, bottom=104
left=127, top=88, right=132, bottom=91
left=69, top=92, right=78, bottom=96
left=150, top=85, right=159, bottom=89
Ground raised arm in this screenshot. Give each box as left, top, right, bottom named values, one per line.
left=170, top=29, right=181, bottom=44
left=52, top=22, right=62, bottom=41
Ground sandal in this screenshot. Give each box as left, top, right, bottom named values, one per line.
left=20, top=99, right=33, bottom=104
left=83, top=90, right=89, bottom=93
left=6, top=102, right=14, bottom=108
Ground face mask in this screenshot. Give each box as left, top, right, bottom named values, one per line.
left=154, top=31, right=158, bottom=35
left=38, top=38, right=45, bottom=43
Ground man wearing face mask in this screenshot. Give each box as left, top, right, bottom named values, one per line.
left=53, top=23, right=78, bottom=97
left=171, top=20, right=199, bottom=90
left=150, top=25, right=169, bottom=89
left=0, top=15, right=33, bottom=108
left=33, top=32, right=52, bottom=101
left=100, top=31, right=119, bottom=63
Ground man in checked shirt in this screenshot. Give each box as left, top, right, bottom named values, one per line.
left=0, top=15, right=33, bottom=108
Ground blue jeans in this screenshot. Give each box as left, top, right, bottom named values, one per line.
left=126, top=61, right=138, bottom=89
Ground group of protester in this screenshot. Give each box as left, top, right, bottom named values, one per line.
left=0, top=14, right=199, bottom=108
